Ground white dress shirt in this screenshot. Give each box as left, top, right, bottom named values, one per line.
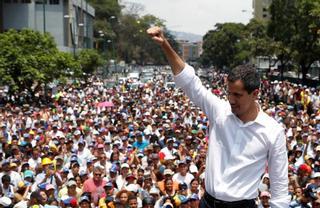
left=174, top=64, right=288, bottom=207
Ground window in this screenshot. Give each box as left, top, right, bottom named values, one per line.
left=263, top=14, right=268, bottom=18
left=35, top=0, right=47, bottom=4
left=21, top=0, right=31, bottom=3
left=263, top=7, right=268, bottom=12
left=49, top=0, right=59, bottom=4
left=12, top=0, right=18, bottom=3
left=4, top=0, right=11, bottom=3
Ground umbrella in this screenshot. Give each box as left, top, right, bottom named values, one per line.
left=97, top=101, right=114, bottom=108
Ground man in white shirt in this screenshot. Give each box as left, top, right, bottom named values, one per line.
left=172, top=160, right=194, bottom=188
left=147, top=27, right=288, bottom=207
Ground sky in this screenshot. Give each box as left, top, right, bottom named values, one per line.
left=126, top=0, right=253, bottom=36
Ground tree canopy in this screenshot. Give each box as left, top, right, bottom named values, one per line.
left=0, top=29, right=80, bottom=95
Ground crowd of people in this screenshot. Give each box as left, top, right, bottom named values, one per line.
left=0, top=70, right=319, bottom=208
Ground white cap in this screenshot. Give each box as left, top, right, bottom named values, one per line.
left=163, top=169, right=174, bottom=175
left=0, top=197, right=11, bottom=206
left=121, top=163, right=130, bottom=169
left=126, top=184, right=138, bottom=193
left=189, top=165, right=198, bottom=173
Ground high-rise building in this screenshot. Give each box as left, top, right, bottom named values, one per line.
left=178, top=40, right=203, bottom=63
left=0, top=0, right=95, bottom=53
left=253, top=0, right=272, bottom=21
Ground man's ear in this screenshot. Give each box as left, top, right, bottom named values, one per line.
left=252, top=89, right=259, bottom=99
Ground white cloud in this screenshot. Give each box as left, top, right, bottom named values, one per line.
left=126, top=0, right=253, bottom=35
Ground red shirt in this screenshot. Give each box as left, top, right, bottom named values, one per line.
left=83, top=178, right=106, bottom=205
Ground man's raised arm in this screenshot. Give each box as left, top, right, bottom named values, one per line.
left=147, top=27, right=185, bottom=75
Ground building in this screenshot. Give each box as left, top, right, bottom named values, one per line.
left=253, top=0, right=272, bottom=21
left=178, top=40, right=203, bottom=62
left=0, top=0, right=95, bottom=53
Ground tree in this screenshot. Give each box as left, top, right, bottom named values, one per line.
left=77, top=49, right=105, bottom=76
left=0, top=29, right=79, bottom=96
left=268, top=0, right=320, bottom=83
left=200, top=23, right=247, bottom=70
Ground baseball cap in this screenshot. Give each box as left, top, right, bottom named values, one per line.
left=121, top=163, right=130, bottom=169
left=79, top=195, right=90, bottom=204
left=126, top=184, right=138, bottom=193
left=66, top=180, right=77, bottom=187
left=24, top=170, right=34, bottom=179
left=163, top=169, right=174, bottom=176
left=46, top=184, right=55, bottom=191
left=104, top=181, right=113, bottom=188
left=189, top=193, right=199, bottom=201
left=0, top=197, right=11, bottom=207
left=125, top=173, right=136, bottom=180
left=179, top=182, right=188, bottom=190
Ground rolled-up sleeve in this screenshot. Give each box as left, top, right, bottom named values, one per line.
left=268, top=129, right=289, bottom=208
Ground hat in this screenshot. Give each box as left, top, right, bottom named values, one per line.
left=179, top=182, right=188, bottom=190
left=74, top=130, right=81, bottom=135
left=142, top=197, right=155, bottom=206
left=0, top=197, right=11, bottom=206
left=305, top=184, right=318, bottom=199
left=78, top=139, right=85, bottom=145
left=46, top=184, right=55, bottom=191
left=79, top=195, right=90, bottom=203
left=164, top=169, right=174, bottom=176
left=299, top=164, right=312, bottom=173
left=189, top=193, right=199, bottom=201
left=104, top=181, right=113, bottom=188
left=42, top=158, right=53, bottom=166
left=121, top=163, right=130, bottom=169
left=66, top=180, right=77, bottom=187
left=178, top=160, right=187, bottom=165
left=109, top=165, right=118, bottom=173
left=312, top=172, right=320, bottom=178
left=126, top=184, right=138, bottom=193
left=137, top=152, right=144, bottom=158
left=24, top=170, right=34, bottom=179
left=167, top=137, right=174, bottom=143
left=189, top=165, right=198, bottom=173
left=316, top=146, right=320, bottom=151
left=260, top=191, right=271, bottom=198
left=149, top=187, right=160, bottom=195
left=62, top=197, right=78, bottom=206
left=62, top=167, right=69, bottom=173
left=126, top=173, right=136, bottom=180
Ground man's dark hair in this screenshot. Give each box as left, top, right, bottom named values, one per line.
left=1, top=174, right=10, bottom=183
left=128, top=195, right=137, bottom=201
left=227, top=64, right=260, bottom=94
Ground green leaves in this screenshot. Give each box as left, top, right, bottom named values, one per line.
left=0, top=29, right=79, bottom=95
left=201, top=23, right=247, bottom=69
left=77, top=49, right=104, bottom=75
left=268, top=0, right=320, bottom=82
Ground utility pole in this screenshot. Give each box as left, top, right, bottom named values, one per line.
left=43, top=0, right=46, bottom=33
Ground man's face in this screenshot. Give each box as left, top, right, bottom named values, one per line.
left=227, top=80, right=258, bottom=118
left=93, top=170, right=102, bottom=182
left=128, top=199, right=138, bottom=208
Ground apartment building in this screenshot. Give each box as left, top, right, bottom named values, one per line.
left=0, top=0, right=95, bottom=52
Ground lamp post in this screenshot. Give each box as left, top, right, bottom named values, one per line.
left=42, top=0, right=46, bottom=33
left=106, top=39, right=117, bottom=75
left=64, top=15, right=76, bottom=57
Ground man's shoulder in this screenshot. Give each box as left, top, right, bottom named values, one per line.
left=259, top=111, right=283, bottom=131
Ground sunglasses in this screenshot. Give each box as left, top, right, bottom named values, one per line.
left=94, top=173, right=102, bottom=176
